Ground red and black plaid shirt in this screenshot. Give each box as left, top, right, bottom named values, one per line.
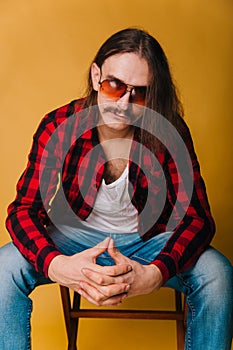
left=6, top=99, right=215, bottom=283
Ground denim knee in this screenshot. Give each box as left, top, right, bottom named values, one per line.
left=0, top=242, right=37, bottom=297
left=197, top=247, right=232, bottom=297
left=183, top=247, right=233, bottom=320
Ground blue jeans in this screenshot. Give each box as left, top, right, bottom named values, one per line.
left=0, top=225, right=232, bottom=350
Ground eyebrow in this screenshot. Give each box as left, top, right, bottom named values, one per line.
left=104, top=74, right=122, bottom=81
left=102, top=74, right=148, bottom=88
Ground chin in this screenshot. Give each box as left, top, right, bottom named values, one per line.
left=101, top=112, right=131, bottom=129
left=108, top=123, right=131, bottom=131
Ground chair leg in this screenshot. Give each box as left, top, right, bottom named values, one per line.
left=175, top=291, right=185, bottom=350
left=68, top=292, right=81, bottom=350
left=60, top=286, right=80, bottom=350
left=60, top=286, right=186, bottom=350
left=176, top=319, right=185, bottom=350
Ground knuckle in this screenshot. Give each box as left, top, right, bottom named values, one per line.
left=117, top=276, right=124, bottom=284
left=95, top=294, right=105, bottom=303
left=121, top=285, right=128, bottom=293
left=104, top=288, right=112, bottom=298
left=95, top=294, right=101, bottom=302
left=97, top=276, right=105, bottom=284
left=122, top=265, right=130, bottom=274
left=112, top=267, right=118, bottom=275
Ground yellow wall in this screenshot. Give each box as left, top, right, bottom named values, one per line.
left=1, top=1, right=232, bottom=349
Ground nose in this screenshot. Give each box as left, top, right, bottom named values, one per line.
left=116, top=90, right=131, bottom=110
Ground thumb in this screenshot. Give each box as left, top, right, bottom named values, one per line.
left=90, top=237, right=111, bottom=258
left=107, top=238, right=128, bottom=264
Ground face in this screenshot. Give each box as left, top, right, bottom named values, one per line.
left=91, top=52, right=149, bottom=134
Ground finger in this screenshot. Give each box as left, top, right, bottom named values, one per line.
left=107, top=239, right=129, bottom=265
left=108, top=237, right=115, bottom=250
left=82, top=263, right=132, bottom=279
left=81, top=267, right=132, bottom=285
left=80, top=280, right=130, bottom=298
left=78, top=288, right=127, bottom=306
left=78, top=282, right=129, bottom=306
left=89, top=237, right=111, bottom=258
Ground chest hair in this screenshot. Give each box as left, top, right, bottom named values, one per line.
left=103, top=158, right=128, bottom=184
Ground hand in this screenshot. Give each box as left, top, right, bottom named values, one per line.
left=48, top=237, right=132, bottom=305
left=80, top=238, right=163, bottom=303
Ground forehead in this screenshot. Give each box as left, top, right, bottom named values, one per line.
left=101, top=52, right=149, bottom=86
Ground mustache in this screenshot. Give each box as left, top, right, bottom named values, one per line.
left=102, top=105, right=135, bottom=120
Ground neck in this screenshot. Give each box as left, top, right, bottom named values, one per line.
left=97, top=124, right=134, bottom=142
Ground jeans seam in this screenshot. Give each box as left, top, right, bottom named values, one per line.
left=186, top=297, right=196, bottom=350
left=26, top=299, right=32, bottom=350
left=176, top=274, right=196, bottom=350
left=130, top=255, right=151, bottom=264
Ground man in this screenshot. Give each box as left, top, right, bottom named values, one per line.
left=0, top=28, right=232, bottom=349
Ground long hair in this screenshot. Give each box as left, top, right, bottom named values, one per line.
left=83, top=28, right=184, bottom=153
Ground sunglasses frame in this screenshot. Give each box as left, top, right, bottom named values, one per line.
left=98, top=75, right=148, bottom=105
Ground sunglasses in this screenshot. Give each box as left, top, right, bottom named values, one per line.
left=98, top=78, right=147, bottom=105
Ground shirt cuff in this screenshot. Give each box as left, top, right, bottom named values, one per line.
left=36, top=245, right=63, bottom=278
left=150, top=253, right=178, bottom=284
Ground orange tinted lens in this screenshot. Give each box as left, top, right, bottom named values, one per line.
left=131, top=86, right=146, bottom=105
left=100, top=80, right=126, bottom=98
left=100, top=79, right=147, bottom=105
left=132, top=87, right=147, bottom=105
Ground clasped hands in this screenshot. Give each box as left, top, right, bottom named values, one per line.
left=48, top=237, right=163, bottom=306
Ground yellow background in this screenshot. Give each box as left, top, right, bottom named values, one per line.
left=0, top=1, right=232, bottom=349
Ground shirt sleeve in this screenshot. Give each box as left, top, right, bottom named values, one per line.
left=150, top=119, right=215, bottom=283
left=5, top=104, right=73, bottom=278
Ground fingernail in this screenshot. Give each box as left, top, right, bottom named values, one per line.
left=127, top=265, right=132, bottom=271
left=125, top=284, right=130, bottom=292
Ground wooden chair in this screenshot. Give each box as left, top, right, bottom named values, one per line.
left=60, top=285, right=187, bottom=350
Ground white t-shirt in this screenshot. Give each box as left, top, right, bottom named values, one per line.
left=80, top=166, right=138, bottom=233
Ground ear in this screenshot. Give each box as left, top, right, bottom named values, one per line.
left=91, top=62, right=101, bottom=91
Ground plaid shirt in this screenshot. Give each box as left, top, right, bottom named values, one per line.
left=6, top=99, right=215, bottom=283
